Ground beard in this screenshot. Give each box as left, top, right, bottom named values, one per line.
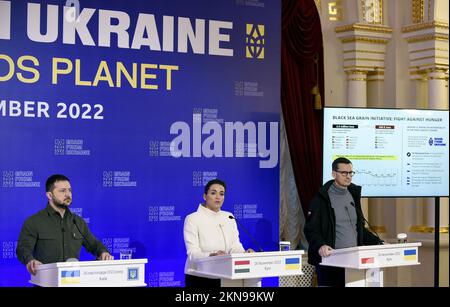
left=53, top=197, right=72, bottom=209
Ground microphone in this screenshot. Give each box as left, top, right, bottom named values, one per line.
left=344, top=206, right=358, bottom=242
left=350, top=202, right=383, bottom=244
left=66, top=258, right=79, bottom=262
left=73, top=218, right=86, bottom=240
left=228, top=215, right=263, bottom=252
left=73, top=218, right=94, bottom=252
left=73, top=218, right=111, bottom=260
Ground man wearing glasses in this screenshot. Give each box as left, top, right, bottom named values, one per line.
left=304, top=157, right=383, bottom=287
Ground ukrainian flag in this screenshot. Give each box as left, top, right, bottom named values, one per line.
left=404, top=249, right=417, bottom=261
left=285, top=258, right=300, bottom=270
left=61, top=270, right=80, bottom=284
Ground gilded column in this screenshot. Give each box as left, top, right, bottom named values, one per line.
left=403, top=20, right=449, bottom=234
left=336, top=21, right=392, bottom=223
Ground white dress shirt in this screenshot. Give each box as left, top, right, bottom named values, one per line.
left=184, top=204, right=245, bottom=274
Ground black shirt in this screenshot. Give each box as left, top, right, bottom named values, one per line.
left=16, top=204, right=109, bottom=265
left=304, top=180, right=382, bottom=266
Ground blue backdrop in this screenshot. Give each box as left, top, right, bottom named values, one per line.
left=0, top=0, right=280, bottom=286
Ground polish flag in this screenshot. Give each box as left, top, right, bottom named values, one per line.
left=361, top=257, right=374, bottom=264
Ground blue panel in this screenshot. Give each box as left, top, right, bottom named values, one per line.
left=0, top=0, right=280, bottom=286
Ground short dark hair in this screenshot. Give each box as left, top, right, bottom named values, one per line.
left=332, top=157, right=352, bottom=171
left=204, top=179, right=226, bottom=194
left=45, top=174, right=70, bottom=192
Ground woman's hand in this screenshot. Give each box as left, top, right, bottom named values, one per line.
left=209, top=250, right=227, bottom=256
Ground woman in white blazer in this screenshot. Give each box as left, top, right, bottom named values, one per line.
left=183, top=178, right=253, bottom=287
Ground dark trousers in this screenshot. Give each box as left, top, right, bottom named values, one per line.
left=315, top=265, right=345, bottom=287
left=184, top=274, right=221, bottom=288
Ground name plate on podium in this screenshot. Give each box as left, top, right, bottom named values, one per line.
left=30, top=259, right=148, bottom=287
left=321, top=243, right=421, bottom=269
left=320, top=243, right=422, bottom=287
left=192, top=250, right=305, bottom=280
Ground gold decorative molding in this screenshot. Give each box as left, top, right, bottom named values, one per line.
left=409, top=69, right=429, bottom=76
left=428, top=0, right=432, bottom=21
left=344, top=58, right=384, bottom=62
left=402, top=21, right=449, bottom=33
left=414, top=63, right=449, bottom=69
left=344, top=65, right=385, bottom=70
left=427, top=67, right=449, bottom=72
left=412, top=0, right=424, bottom=23
left=344, top=49, right=386, bottom=54
left=347, top=78, right=367, bottom=81
left=409, top=64, right=449, bottom=76
left=361, top=0, right=383, bottom=24
left=328, top=1, right=343, bottom=21
left=428, top=76, right=448, bottom=80
left=336, top=23, right=392, bottom=34
left=409, top=225, right=428, bottom=232
left=411, top=55, right=449, bottom=62
left=341, top=37, right=389, bottom=44
left=368, top=70, right=385, bottom=76
left=345, top=70, right=369, bottom=75
left=405, top=34, right=449, bottom=43
left=410, top=225, right=449, bottom=233
left=409, top=71, right=426, bottom=76
left=410, top=47, right=449, bottom=54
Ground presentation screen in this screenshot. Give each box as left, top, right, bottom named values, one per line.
left=323, top=107, right=449, bottom=197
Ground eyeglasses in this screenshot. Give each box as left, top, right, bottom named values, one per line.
left=334, top=170, right=355, bottom=177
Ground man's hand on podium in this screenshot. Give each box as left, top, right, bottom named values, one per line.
left=26, top=259, right=42, bottom=275
left=98, top=252, right=114, bottom=260
left=319, top=245, right=333, bottom=257
left=245, top=248, right=255, bottom=253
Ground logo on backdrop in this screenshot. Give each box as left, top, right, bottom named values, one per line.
left=2, top=171, right=40, bottom=188
left=148, top=271, right=181, bottom=287
left=102, top=237, right=133, bottom=256
left=102, top=171, right=137, bottom=187
left=2, top=241, right=17, bottom=259
left=148, top=205, right=181, bottom=222
left=246, top=24, right=265, bottom=59
left=233, top=203, right=262, bottom=219
left=54, top=139, right=91, bottom=156
left=193, top=171, right=219, bottom=187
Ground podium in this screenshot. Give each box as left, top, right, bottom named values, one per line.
left=320, top=243, right=421, bottom=287
left=190, top=250, right=304, bottom=287
left=30, top=259, right=148, bottom=287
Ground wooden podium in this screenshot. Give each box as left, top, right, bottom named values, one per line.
left=320, top=243, right=421, bottom=287
left=30, top=259, right=148, bottom=287
left=190, top=250, right=305, bottom=287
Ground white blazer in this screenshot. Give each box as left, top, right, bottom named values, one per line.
left=183, top=204, right=245, bottom=274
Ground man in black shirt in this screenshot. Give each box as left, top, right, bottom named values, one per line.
left=304, top=157, right=382, bottom=287
left=16, top=174, right=113, bottom=275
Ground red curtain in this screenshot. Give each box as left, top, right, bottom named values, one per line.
left=281, top=0, right=324, bottom=214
